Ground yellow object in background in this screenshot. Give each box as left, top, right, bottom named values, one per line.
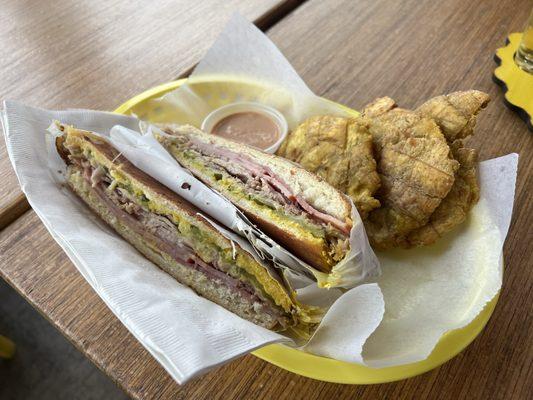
left=514, top=9, right=533, bottom=73
left=494, top=32, right=533, bottom=131
left=0, top=334, right=16, bottom=359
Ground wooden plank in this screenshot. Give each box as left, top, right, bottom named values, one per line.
left=0, top=0, right=301, bottom=228
left=1, top=0, right=532, bottom=398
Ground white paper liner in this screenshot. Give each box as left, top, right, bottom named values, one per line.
left=147, top=15, right=518, bottom=366
left=361, top=156, right=517, bottom=367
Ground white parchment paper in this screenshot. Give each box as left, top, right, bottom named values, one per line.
left=148, top=15, right=518, bottom=365
left=2, top=100, right=517, bottom=378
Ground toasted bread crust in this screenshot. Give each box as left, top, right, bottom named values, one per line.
left=57, top=129, right=205, bottom=220
left=243, top=211, right=332, bottom=273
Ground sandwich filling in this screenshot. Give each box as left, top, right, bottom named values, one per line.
left=58, top=129, right=301, bottom=330
left=158, top=131, right=351, bottom=270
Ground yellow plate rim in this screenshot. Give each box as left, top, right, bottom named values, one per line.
left=114, top=78, right=500, bottom=384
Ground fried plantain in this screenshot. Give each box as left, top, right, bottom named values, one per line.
left=406, top=140, right=480, bottom=246
left=279, top=90, right=489, bottom=250
left=405, top=90, right=489, bottom=245
left=362, top=97, right=459, bottom=249
left=416, top=90, right=490, bottom=142
left=277, top=115, right=381, bottom=218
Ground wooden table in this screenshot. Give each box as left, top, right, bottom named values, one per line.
left=1, top=0, right=532, bottom=399
left=0, top=0, right=299, bottom=228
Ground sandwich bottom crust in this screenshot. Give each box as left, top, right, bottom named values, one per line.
left=66, top=167, right=282, bottom=329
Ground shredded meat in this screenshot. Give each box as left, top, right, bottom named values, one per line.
left=90, top=166, right=106, bottom=187
left=76, top=161, right=285, bottom=321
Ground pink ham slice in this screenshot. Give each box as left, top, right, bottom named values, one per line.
left=85, top=166, right=266, bottom=305
left=185, top=136, right=352, bottom=235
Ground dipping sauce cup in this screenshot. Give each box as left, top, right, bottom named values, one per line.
left=201, top=102, right=288, bottom=153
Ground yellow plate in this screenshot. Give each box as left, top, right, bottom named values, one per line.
left=114, top=78, right=499, bottom=384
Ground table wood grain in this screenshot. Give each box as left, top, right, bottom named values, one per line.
left=1, top=0, right=532, bottom=399
left=0, top=0, right=300, bottom=229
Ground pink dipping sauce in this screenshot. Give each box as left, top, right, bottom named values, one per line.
left=211, top=112, right=280, bottom=149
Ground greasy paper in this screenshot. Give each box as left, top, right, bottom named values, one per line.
left=308, top=156, right=517, bottom=364
left=148, top=15, right=517, bottom=365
